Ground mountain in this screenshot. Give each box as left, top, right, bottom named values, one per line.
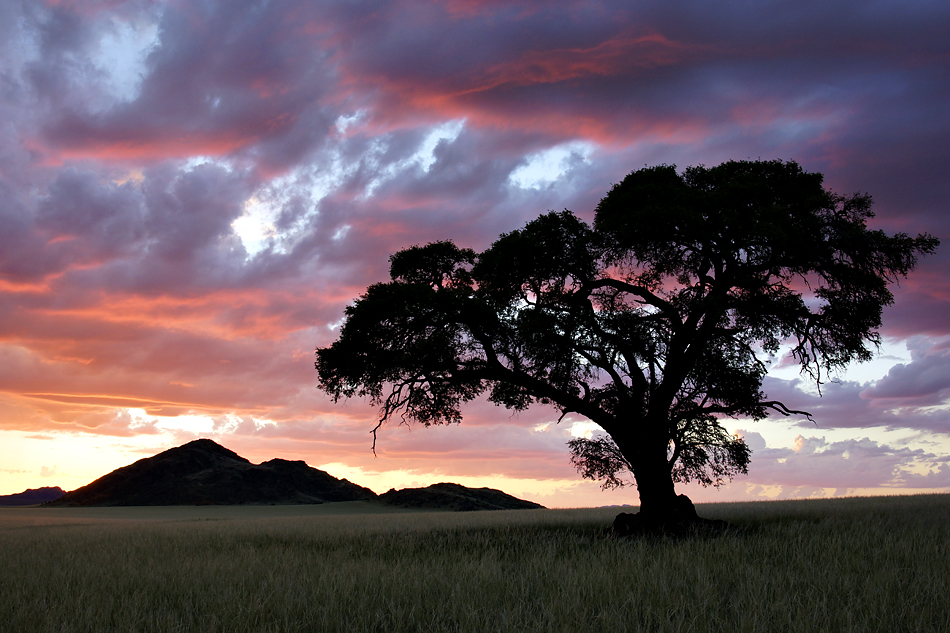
left=378, top=482, right=544, bottom=511
left=44, top=439, right=377, bottom=507
left=0, top=486, right=66, bottom=506
left=37, top=440, right=544, bottom=510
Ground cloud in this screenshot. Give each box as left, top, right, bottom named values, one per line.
left=0, top=0, right=948, bottom=502
left=861, top=340, right=950, bottom=406
left=760, top=381, right=950, bottom=438
left=755, top=336, right=950, bottom=436
left=734, top=430, right=948, bottom=492
left=40, top=465, right=61, bottom=478
left=32, top=0, right=339, bottom=174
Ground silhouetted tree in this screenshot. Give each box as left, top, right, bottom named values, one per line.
left=316, top=160, right=937, bottom=530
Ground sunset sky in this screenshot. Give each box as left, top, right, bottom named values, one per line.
left=2, top=0, right=949, bottom=507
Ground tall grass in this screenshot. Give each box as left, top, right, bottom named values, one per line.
left=1, top=495, right=948, bottom=632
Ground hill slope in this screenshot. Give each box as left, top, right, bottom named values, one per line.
left=378, top=482, right=544, bottom=511
left=45, top=439, right=377, bottom=507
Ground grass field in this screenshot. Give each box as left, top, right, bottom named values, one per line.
left=1, top=495, right=948, bottom=632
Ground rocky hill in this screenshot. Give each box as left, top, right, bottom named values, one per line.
left=378, top=482, right=544, bottom=511
left=0, top=486, right=66, bottom=506
left=45, top=439, right=377, bottom=507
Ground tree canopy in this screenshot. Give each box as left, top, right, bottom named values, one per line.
left=316, top=159, right=938, bottom=521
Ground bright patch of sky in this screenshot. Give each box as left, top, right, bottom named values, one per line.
left=728, top=417, right=950, bottom=459
left=509, top=141, right=596, bottom=189
left=231, top=161, right=345, bottom=258
left=766, top=336, right=914, bottom=389
left=232, top=115, right=468, bottom=258
left=209, top=413, right=275, bottom=435
left=413, top=120, right=465, bottom=172
left=0, top=430, right=165, bottom=496
left=128, top=408, right=215, bottom=435
left=182, top=155, right=232, bottom=172
left=112, top=169, right=144, bottom=186
left=569, top=420, right=601, bottom=439
left=232, top=195, right=279, bottom=257
left=182, top=156, right=299, bottom=259
left=315, top=462, right=589, bottom=499
left=334, top=111, right=366, bottom=135
left=332, top=225, right=350, bottom=241
left=91, top=16, right=160, bottom=104
left=181, top=156, right=306, bottom=260
left=361, top=120, right=466, bottom=197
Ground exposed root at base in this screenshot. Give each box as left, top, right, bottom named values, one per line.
left=610, top=494, right=730, bottom=538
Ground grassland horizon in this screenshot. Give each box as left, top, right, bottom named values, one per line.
left=2, top=493, right=948, bottom=632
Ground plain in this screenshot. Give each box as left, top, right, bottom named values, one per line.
left=1, top=494, right=948, bottom=633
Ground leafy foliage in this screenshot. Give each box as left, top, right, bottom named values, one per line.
left=570, top=415, right=751, bottom=491
left=316, top=160, right=937, bottom=503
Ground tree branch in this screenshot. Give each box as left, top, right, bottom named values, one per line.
left=583, top=279, right=681, bottom=324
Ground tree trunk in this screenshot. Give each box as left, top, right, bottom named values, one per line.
left=631, top=453, right=679, bottom=519
left=610, top=430, right=723, bottom=537
left=611, top=427, right=680, bottom=517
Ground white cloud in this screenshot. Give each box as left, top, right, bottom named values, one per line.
left=413, top=120, right=465, bottom=172
left=361, top=120, right=467, bottom=197
left=231, top=194, right=284, bottom=258
left=40, top=465, right=61, bottom=478
left=334, top=111, right=366, bottom=135
left=509, top=141, right=596, bottom=189
left=92, top=17, right=160, bottom=104
left=569, top=421, right=601, bottom=439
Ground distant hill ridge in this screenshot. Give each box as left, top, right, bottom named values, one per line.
left=41, top=439, right=545, bottom=510
left=0, top=486, right=66, bottom=506
left=378, top=482, right=544, bottom=511
left=45, top=439, right=376, bottom=507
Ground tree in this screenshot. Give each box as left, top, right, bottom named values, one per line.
left=316, top=159, right=937, bottom=529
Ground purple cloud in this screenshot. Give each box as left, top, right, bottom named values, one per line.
left=862, top=339, right=950, bottom=405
